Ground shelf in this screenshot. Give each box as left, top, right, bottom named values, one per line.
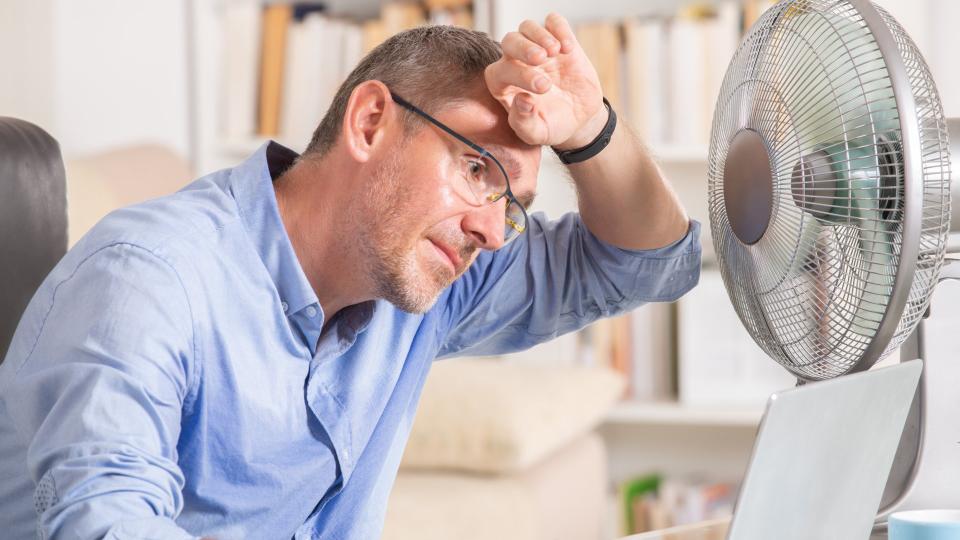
left=604, top=400, right=763, bottom=427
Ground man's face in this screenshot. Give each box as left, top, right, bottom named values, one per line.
left=358, top=87, right=541, bottom=313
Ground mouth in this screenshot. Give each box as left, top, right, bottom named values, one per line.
left=428, top=239, right=462, bottom=274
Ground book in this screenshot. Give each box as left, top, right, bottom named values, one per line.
left=701, top=2, right=741, bottom=143
left=280, top=13, right=364, bottom=145
left=666, top=12, right=708, bottom=145
left=624, top=17, right=667, bottom=145
left=381, top=1, right=426, bottom=36
left=629, top=302, right=674, bottom=401
left=428, top=7, right=473, bottom=29
left=257, top=3, right=293, bottom=137
left=676, top=269, right=795, bottom=405
left=575, top=21, right=623, bottom=111
left=620, top=473, right=737, bottom=534
left=362, top=18, right=389, bottom=53
left=221, top=0, right=262, bottom=140
left=279, top=13, right=317, bottom=144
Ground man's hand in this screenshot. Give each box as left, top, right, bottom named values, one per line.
left=485, top=13, right=607, bottom=150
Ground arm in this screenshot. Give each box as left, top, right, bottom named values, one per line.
left=437, top=212, right=700, bottom=358
left=485, top=12, right=691, bottom=250
left=438, top=13, right=701, bottom=357
left=3, top=244, right=198, bottom=539
left=563, top=115, right=690, bottom=250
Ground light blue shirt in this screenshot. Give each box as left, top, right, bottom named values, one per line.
left=0, top=142, right=701, bottom=539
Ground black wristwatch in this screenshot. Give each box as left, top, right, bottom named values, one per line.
left=552, top=97, right=617, bottom=165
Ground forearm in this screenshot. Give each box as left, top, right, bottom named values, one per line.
left=561, top=108, right=690, bottom=250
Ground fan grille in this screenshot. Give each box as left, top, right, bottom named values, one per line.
left=708, top=0, right=951, bottom=381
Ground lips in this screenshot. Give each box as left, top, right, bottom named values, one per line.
left=429, top=239, right=462, bottom=273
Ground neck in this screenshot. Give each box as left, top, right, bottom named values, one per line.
left=273, top=151, right=372, bottom=322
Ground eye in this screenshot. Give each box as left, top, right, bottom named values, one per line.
left=466, top=158, right=487, bottom=184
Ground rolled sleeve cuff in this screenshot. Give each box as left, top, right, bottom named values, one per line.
left=587, top=219, right=703, bottom=305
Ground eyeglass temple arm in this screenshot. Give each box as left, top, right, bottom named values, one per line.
left=390, top=92, right=517, bottom=202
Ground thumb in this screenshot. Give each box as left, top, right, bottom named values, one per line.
left=508, top=93, right=548, bottom=145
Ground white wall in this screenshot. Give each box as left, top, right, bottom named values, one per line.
left=0, top=0, right=56, bottom=131
left=51, top=0, right=190, bottom=159
left=0, top=0, right=190, bottom=160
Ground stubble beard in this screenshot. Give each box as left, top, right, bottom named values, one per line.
left=357, top=148, right=456, bottom=314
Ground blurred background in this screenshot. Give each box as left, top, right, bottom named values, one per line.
left=2, top=0, right=959, bottom=538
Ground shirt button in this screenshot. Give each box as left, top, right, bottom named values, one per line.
left=306, top=305, right=318, bottom=318
left=281, top=301, right=289, bottom=313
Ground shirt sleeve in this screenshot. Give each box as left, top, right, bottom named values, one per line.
left=436, top=212, right=702, bottom=358
left=2, top=243, right=199, bottom=539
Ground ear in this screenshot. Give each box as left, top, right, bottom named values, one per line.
left=341, top=80, right=397, bottom=163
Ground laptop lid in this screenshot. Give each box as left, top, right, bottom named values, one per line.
left=727, top=359, right=922, bottom=540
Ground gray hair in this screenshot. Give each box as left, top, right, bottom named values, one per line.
left=303, top=25, right=502, bottom=157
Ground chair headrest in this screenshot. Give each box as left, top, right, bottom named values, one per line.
left=0, top=117, right=67, bottom=360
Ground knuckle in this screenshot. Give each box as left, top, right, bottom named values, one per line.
left=523, top=67, right=540, bottom=84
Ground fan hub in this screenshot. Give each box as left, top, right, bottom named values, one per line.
left=723, top=129, right=774, bottom=245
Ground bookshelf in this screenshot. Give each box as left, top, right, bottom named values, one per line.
left=186, top=0, right=739, bottom=176
left=605, top=401, right=763, bottom=427
left=182, top=0, right=775, bottom=503
left=187, top=0, right=491, bottom=176
left=183, top=2, right=957, bottom=535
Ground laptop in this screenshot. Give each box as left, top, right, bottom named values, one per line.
left=725, top=359, right=922, bottom=540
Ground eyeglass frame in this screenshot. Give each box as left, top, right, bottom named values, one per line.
left=388, top=90, right=529, bottom=245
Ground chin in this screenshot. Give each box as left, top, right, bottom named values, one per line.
left=384, top=278, right=445, bottom=314
left=377, top=248, right=450, bottom=314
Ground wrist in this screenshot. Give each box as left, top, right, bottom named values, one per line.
left=551, top=98, right=617, bottom=165
left=554, top=101, right=609, bottom=151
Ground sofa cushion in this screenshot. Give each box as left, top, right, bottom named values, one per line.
left=385, top=432, right=608, bottom=540
left=400, top=358, right=624, bottom=473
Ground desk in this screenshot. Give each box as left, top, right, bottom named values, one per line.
left=619, top=518, right=890, bottom=539
left=620, top=518, right=729, bottom=540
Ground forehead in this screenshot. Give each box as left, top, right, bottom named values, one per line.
left=430, top=95, right=541, bottom=182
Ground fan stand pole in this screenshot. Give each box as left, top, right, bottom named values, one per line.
left=874, top=314, right=927, bottom=530
left=875, top=255, right=960, bottom=530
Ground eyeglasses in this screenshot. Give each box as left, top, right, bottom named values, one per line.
left=390, top=91, right=529, bottom=246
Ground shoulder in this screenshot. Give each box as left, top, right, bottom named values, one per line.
left=70, top=169, right=243, bottom=276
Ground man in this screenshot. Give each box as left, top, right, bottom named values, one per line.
left=0, top=14, right=700, bottom=539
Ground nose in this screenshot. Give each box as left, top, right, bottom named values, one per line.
left=461, top=198, right=506, bottom=251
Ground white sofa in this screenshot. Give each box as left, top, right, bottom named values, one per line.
left=384, top=358, right=624, bottom=540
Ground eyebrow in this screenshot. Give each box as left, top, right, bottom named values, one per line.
left=514, top=190, right=537, bottom=210
left=480, top=143, right=524, bottom=180
left=477, top=143, right=537, bottom=209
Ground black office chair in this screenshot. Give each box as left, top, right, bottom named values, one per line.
left=0, top=117, right=68, bottom=360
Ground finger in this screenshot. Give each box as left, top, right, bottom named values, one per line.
left=485, top=59, right=552, bottom=95
left=508, top=92, right=548, bottom=145
left=544, top=12, right=577, bottom=54
left=501, top=31, right=550, bottom=66
left=519, top=19, right=561, bottom=57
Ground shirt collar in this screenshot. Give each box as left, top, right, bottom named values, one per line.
left=230, top=141, right=318, bottom=318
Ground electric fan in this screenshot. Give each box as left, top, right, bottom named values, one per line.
left=708, top=0, right=959, bottom=528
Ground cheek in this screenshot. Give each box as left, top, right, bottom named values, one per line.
left=437, top=183, right=458, bottom=208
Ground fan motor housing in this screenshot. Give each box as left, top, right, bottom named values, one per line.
left=723, top=128, right=774, bottom=245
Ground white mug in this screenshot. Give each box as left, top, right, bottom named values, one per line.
left=889, top=510, right=960, bottom=540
